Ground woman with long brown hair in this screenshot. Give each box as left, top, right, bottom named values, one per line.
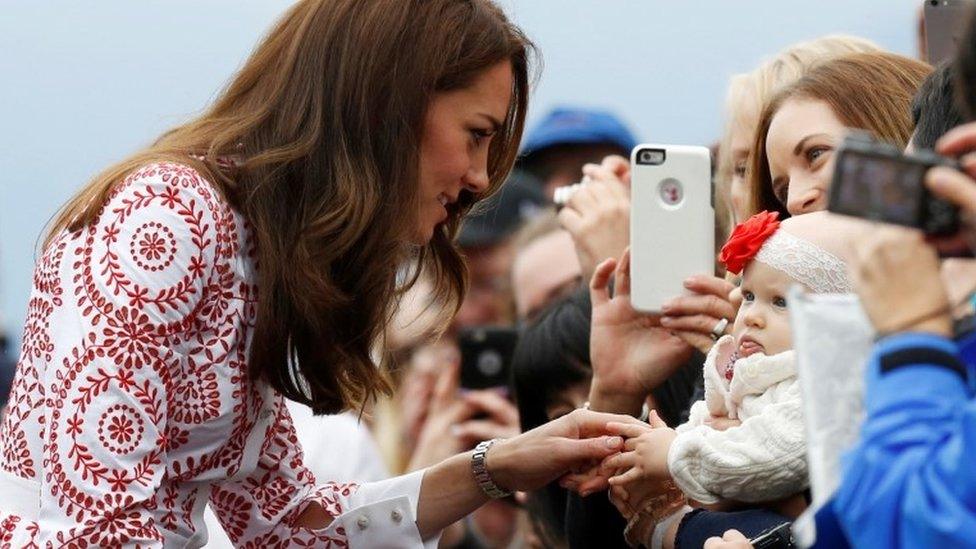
left=0, top=1, right=635, bottom=546
left=747, top=51, right=932, bottom=218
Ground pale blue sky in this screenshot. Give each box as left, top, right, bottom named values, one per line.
left=0, top=0, right=919, bottom=344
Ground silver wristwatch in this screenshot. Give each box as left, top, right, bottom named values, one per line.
left=471, top=439, right=512, bottom=499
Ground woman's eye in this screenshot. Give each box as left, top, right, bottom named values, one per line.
left=471, top=128, right=495, bottom=145
left=773, top=296, right=788, bottom=308
left=733, top=162, right=747, bottom=179
left=806, top=146, right=830, bottom=164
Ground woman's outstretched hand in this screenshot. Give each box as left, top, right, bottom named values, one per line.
left=486, top=409, right=645, bottom=495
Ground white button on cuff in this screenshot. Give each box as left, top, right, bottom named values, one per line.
left=391, top=509, right=403, bottom=523
left=357, top=515, right=370, bottom=530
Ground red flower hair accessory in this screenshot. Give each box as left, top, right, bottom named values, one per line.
left=720, top=211, right=781, bottom=274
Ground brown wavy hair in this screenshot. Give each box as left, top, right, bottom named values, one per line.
left=747, top=52, right=931, bottom=218
left=44, top=0, right=535, bottom=414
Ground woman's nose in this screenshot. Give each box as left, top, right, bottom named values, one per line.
left=464, top=159, right=491, bottom=195
left=787, top=185, right=825, bottom=216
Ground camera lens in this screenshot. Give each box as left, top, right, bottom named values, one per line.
left=637, top=149, right=666, bottom=165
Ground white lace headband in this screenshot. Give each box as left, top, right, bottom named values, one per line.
left=754, top=231, right=852, bottom=294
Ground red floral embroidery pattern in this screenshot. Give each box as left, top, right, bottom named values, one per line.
left=0, top=163, right=363, bottom=547
left=131, top=221, right=177, bottom=272
left=97, top=404, right=145, bottom=456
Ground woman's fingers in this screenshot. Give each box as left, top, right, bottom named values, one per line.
left=927, top=165, right=976, bottom=216
left=671, top=329, right=715, bottom=354
left=567, top=180, right=604, bottom=211
left=557, top=205, right=584, bottom=235
left=599, top=154, right=632, bottom=185
left=590, top=257, right=618, bottom=306
left=606, top=420, right=651, bottom=439
left=936, top=121, right=976, bottom=157
left=662, top=293, right=737, bottom=322
left=428, top=360, right=461, bottom=414
left=660, top=314, right=729, bottom=336
left=567, top=409, right=646, bottom=438
left=682, top=274, right=737, bottom=299
left=615, top=247, right=633, bottom=297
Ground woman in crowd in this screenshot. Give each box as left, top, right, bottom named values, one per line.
left=0, top=1, right=639, bottom=546
left=747, top=51, right=931, bottom=218
left=716, top=35, right=880, bottom=228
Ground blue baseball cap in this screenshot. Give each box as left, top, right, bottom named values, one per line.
left=520, top=107, right=638, bottom=158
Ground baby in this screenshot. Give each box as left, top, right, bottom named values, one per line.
left=605, top=211, right=856, bottom=544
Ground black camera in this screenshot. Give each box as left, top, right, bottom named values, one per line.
left=828, top=131, right=960, bottom=236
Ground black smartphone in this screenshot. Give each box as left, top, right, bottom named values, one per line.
left=458, top=326, right=518, bottom=391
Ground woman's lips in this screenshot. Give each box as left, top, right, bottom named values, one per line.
left=738, top=337, right=764, bottom=357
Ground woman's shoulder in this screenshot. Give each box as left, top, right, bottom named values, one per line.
left=111, top=161, right=231, bottom=213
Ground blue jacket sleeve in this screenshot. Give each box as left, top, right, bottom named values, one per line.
left=833, top=332, right=976, bottom=548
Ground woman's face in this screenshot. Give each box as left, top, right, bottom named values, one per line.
left=415, top=61, right=514, bottom=244
left=765, top=98, right=849, bottom=216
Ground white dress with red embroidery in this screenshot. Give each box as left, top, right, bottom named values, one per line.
left=0, top=163, right=435, bottom=548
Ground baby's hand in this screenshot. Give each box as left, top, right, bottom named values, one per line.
left=602, top=412, right=678, bottom=497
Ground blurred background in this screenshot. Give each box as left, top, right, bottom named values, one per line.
left=0, top=0, right=919, bottom=347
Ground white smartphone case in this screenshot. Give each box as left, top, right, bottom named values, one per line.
left=629, top=144, right=715, bottom=312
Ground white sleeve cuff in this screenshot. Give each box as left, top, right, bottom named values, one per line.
left=335, top=469, right=441, bottom=548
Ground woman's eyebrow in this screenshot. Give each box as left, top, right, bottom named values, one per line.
left=793, top=133, right=831, bottom=156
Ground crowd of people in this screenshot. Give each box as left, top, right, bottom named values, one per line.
left=4, top=1, right=976, bottom=548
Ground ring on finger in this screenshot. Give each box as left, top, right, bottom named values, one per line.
left=710, top=318, right=729, bottom=340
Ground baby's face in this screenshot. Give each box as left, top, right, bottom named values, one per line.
left=731, top=260, right=794, bottom=358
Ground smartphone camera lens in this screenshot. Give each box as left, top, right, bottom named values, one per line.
left=637, top=149, right=666, bottom=165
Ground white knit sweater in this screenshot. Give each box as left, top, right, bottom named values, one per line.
left=667, top=335, right=807, bottom=504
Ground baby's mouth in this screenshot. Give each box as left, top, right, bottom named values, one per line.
left=738, top=337, right=764, bottom=358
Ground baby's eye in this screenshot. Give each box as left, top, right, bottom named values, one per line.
left=742, top=290, right=755, bottom=302
left=773, top=296, right=788, bottom=308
